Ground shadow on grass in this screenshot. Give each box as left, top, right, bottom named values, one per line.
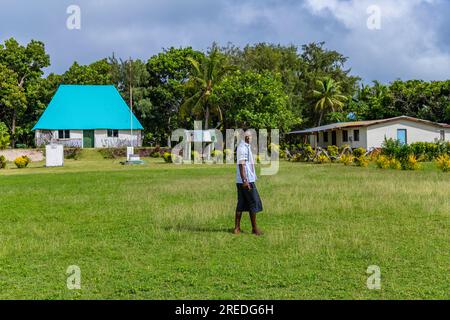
left=163, top=225, right=234, bottom=234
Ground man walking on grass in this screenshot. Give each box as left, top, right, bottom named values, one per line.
left=234, top=131, right=263, bottom=236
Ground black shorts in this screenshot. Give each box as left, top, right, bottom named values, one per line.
left=236, top=183, right=263, bottom=213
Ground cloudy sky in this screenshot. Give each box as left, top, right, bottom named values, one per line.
left=1, top=0, right=449, bottom=83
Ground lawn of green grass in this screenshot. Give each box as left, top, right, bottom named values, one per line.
left=0, top=153, right=449, bottom=299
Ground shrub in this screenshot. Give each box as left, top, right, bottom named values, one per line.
left=0, top=155, right=6, bottom=169
left=389, top=158, right=402, bottom=170
left=291, top=153, right=303, bottom=163
left=316, top=154, right=329, bottom=164
left=211, top=150, right=224, bottom=163
left=14, top=155, right=31, bottom=168
left=339, top=144, right=351, bottom=152
left=402, top=155, right=420, bottom=171
left=98, top=148, right=127, bottom=159
left=163, top=152, right=172, bottom=163
left=436, top=155, right=450, bottom=172
left=0, top=122, right=10, bottom=150
left=375, top=155, right=390, bottom=169
left=327, top=145, right=339, bottom=158
left=150, top=152, right=161, bottom=158
left=64, top=147, right=82, bottom=160
left=382, top=138, right=402, bottom=158
left=352, top=147, right=366, bottom=158
left=340, top=154, right=354, bottom=166
left=304, top=145, right=315, bottom=159
left=355, top=155, right=369, bottom=167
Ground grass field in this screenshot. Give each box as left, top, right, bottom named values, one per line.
left=0, top=151, right=449, bottom=299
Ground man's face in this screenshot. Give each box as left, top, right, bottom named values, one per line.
left=244, top=134, right=251, bottom=144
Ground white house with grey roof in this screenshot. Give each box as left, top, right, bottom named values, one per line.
left=289, top=116, right=450, bottom=150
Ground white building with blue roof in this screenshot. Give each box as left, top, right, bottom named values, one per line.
left=33, top=85, right=144, bottom=148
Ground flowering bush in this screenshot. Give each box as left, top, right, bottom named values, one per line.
left=355, top=155, right=369, bottom=167
left=327, top=145, right=339, bottom=158
left=340, top=154, right=354, bottom=166
left=14, top=155, right=31, bottom=168
left=316, top=154, right=329, bottom=164
left=436, top=155, right=450, bottom=172
left=375, top=155, right=390, bottom=169
left=163, top=152, right=172, bottom=163
left=402, top=155, right=420, bottom=171
left=352, top=147, right=366, bottom=158
left=389, top=158, right=402, bottom=170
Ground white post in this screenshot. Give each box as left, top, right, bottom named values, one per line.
left=129, top=57, right=133, bottom=147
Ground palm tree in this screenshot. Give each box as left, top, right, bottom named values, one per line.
left=181, top=45, right=235, bottom=129
left=312, top=78, right=347, bottom=126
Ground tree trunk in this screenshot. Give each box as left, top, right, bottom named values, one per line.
left=317, top=111, right=323, bottom=127
left=204, top=105, right=210, bottom=130
left=11, top=109, right=16, bottom=149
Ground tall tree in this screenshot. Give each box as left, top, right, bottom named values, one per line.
left=0, top=38, right=50, bottom=146
left=181, top=44, right=235, bottom=129
left=62, top=59, right=112, bottom=85
left=312, top=78, right=347, bottom=126
left=213, top=70, right=300, bottom=131
left=144, top=47, right=203, bottom=145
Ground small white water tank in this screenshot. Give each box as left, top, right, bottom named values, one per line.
left=127, top=147, right=134, bottom=161
left=46, top=144, right=64, bottom=167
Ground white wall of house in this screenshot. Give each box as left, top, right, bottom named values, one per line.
left=366, top=120, right=446, bottom=149
left=94, top=129, right=142, bottom=148
left=35, top=129, right=142, bottom=148
left=316, top=128, right=367, bottom=149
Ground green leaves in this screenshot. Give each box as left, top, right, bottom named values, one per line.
left=0, top=122, right=10, bottom=149
left=214, top=70, right=300, bottom=132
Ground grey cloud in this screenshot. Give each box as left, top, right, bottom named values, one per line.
left=0, top=0, right=449, bottom=82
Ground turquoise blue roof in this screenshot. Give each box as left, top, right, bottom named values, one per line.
left=33, top=85, right=144, bottom=130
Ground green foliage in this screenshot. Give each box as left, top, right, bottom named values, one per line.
left=327, top=145, right=339, bottom=157
left=0, top=122, right=10, bottom=149
left=352, top=147, right=366, bottom=158
left=181, top=44, right=236, bottom=129
left=312, top=78, right=347, bottom=126
left=389, top=158, right=402, bottom=170
left=316, top=154, right=329, bottom=164
left=214, top=70, right=300, bottom=131
left=14, top=155, right=31, bottom=168
left=354, top=155, right=369, bottom=167
left=340, top=154, right=354, bottom=166
left=403, top=155, right=421, bottom=171
left=64, top=148, right=82, bottom=160
left=1, top=37, right=450, bottom=149
left=436, top=155, right=450, bottom=172
left=62, top=59, right=112, bottom=85
left=0, top=155, right=6, bottom=169
left=163, top=152, right=172, bottom=163
left=376, top=155, right=391, bottom=169
left=98, top=148, right=127, bottom=159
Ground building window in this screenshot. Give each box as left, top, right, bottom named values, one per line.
left=107, top=129, right=119, bottom=138
left=440, top=130, right=445, bottom=141
left=58, top=130, right=70, bottom=139
left=397, top=129, right=407, bottom=145
left=323, top=132, right=328, bottom=143
left=354, top=130, right=360, bottom=142
left=343, top=130, right=349, bottom=142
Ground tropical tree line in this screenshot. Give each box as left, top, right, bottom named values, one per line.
left=1, top=38, right=449, bottom=148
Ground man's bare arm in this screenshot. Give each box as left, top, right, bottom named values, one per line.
left=239, top=161, right=251, bottom=189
